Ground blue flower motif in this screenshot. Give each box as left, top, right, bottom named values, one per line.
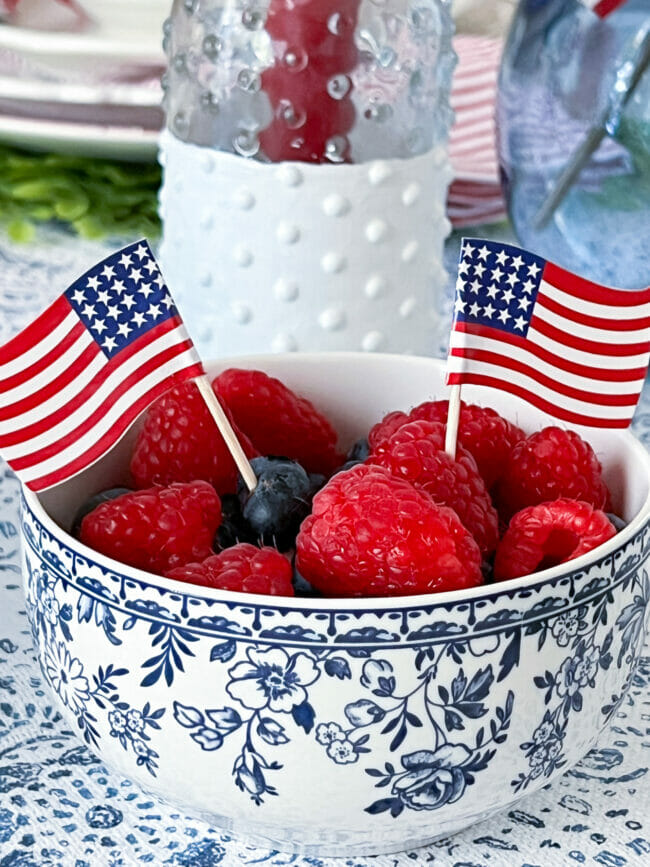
left=126, top=709, right=144, bottom=734
left=108, top=709, right=127, bottom=733
left=391, top=745, right=472, bottom=811
left=315, top=722, right=345, bottom=746
left=227, top=648, right=319, bottom=713
left=43, top=640, right=89, bottom=714
left=326, top=739, right=358, bottom=765
left=556, top=643, right=601, bottom=700
left=551, top=609, right=586, bottom=647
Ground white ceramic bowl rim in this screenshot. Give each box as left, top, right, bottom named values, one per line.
left=22, top=423, right=650, bottom=612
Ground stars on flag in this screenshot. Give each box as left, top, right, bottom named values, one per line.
left=64, top=240, right=179, bottom=360
left=453, top=239, right=545, bottom=337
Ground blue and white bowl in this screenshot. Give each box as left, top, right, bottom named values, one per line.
left=19, top=354, right=650, bottom=857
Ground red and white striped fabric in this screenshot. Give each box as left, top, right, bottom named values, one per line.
left=580, top=0, right=629, bottom=18
left=448, top=36, right=506, bottom=229
left=447, top=239, right=650, bottom=428
left=0, top=241, right=203, bottom=491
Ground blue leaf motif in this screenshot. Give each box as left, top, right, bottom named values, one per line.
left=257, top=717, right=289, bottom=745
left=205, top=707, right=241, bottom=733
left=292, top=700, right=315, bottom=734
left=191, top=727, right=223, bottom=751
left=345, top=699, right=385, bottom=727
left=324, top=657, right=351, bottom=680
left=173, top=701, right=204, bottom=729
left=210, top=640, right=237, bottom=663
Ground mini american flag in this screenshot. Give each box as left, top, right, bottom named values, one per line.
left=446, top=239, right=650, bottom=429
left=580, top=0, right=629, bottom=17
left=0, top=241, right=203, bottom=491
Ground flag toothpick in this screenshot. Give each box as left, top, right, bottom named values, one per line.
left=445, top=237, right=650, bottom=433
left=445, top=384, right=462, bottom=461
left=0, top=240, right=257, bottom=494
left=195, top=374, right=257, bottom=492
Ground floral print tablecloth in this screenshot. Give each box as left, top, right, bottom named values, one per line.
left=1, top=231, right=650, bottom=866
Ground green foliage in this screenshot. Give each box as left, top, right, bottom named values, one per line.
left=0, top=145, right=161, bottom=241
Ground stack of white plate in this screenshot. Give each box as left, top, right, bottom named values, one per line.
left=0, top=0, right=167, bottom=160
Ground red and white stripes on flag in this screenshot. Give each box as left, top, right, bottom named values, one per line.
left=0, top=241, right=203, bottom=491
left=446, top=239, right=650, bottom=429
left=580, top=0, right=629, bottom=18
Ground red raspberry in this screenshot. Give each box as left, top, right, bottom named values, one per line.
left=295, top=463, right=483, bottom=597
left=369, top=400, right=524, bottom=490
left=495, top=426, right=611, bottom=522
left=494, top=499, right=616, bottom=582
left=214, top=368, right=342, bottom=475
left=368, top=420, right=499, bottom=556
left=130, top=381, right=258, bottom=495
left=167, top=543, right=294, bottom=596
left=80, top=481, right=221, bottom=575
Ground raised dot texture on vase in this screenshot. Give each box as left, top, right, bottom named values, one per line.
left=272, top=333, right=298, bottom=352
left=276, top=222, right=300, bottom=244
left=321, top=253, right=346, bottom=274
left=402, top=182, right=421, bottom=207
left=322, top=194, right=350, bottom=217
left=231, top=302, right=252, bottom=324
left=402, top=241, right=419, bottom=263
left=233, top=188, right=255, bottom=210
left=318, top=307, right=346, bottom=331
left=399, top=297, right=417, bottom=318
left=365, top=219, right=389, bottom=244
left=362, top=331, right=386, bottom=352
left=276, top=165, right=303, bottom=187
left=199, top=271, right=212, bottom=288
left=368, top=161, right=393, bottom=185
left=365, top=274, right=388, bottom=298
left=274, top=279, right=299, bottom=302
left=233, top=245, right=253, bottom=267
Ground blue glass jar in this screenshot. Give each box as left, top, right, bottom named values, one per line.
left=498, top=0, right=650, bottom=289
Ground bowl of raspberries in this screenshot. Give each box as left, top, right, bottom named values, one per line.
left=20, top=352, right=650, bottom=856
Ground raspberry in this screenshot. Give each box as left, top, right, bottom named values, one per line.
left=214, top=368, right=342, bottom=475
left=130, top=381, right=257, bottom=495
left=495, top=426, right=611, bottom=521
left=80, top=481, right=221, bottom=575
left=167, top=543, right=294, bottom=596
left=369, top=400, right=524, bottom=489
left=493, top=499, right=616, bottom=582
left=368, top=420, right=499, bottom=556
left=295, top=464, right=483, bottom=597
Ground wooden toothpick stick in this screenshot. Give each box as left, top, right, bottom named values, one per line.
left=195, top=374, right=257, bottom=492
left=445, top=383, right=462, bottom=461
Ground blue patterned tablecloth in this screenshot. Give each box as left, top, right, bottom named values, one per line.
left=1, top=231, right=650, bottom=867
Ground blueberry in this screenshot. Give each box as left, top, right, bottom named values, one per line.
left=347, top=438, right=370, bottom=461
left=293, top=568, right=322, bottom=597
left=238, top=456, right=313, bottom=551
left=606, top=512, right=627, bottom=532
left=72, top=488, right=132, bottom=537
left=215, top=494, right=258, bottom=550
left=307, top=473, right=327, bottom=497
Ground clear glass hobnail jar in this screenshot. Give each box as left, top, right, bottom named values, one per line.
left=159, top=0, right=456, bottom=357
